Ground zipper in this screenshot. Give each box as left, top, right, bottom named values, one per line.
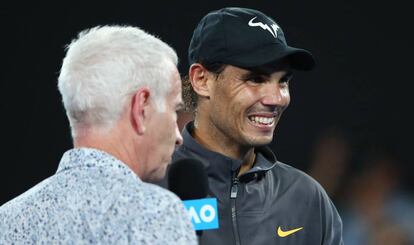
left=230, top=174, right=241, bottom=245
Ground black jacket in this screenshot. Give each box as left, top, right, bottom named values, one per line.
left=165, top=122, right=343, bottom=245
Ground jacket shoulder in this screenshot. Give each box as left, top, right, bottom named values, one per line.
left=273, top=161, right=330, bottom=197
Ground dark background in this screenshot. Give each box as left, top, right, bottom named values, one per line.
left=1, top=1, right=412, bottom=205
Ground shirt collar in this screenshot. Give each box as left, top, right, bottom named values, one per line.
left=56, top=147, right=140, bottom=182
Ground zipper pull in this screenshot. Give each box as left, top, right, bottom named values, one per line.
left=230, top=177, right=239, bottom=199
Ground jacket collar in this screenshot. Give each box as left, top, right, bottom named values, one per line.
left=180, top=121, right=278, bottom=182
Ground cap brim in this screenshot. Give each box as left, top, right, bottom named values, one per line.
left=222, top=43, right=315, bottom=71
left=284, top=47, right=315, bottom=71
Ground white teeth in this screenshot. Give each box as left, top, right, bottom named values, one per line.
left=249, top=116, right=274, bottom=125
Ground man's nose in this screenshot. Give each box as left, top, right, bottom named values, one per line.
left=261, top=82, right=289, bottom=106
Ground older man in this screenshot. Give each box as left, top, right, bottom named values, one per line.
left=0, top=25, right=196, bottom=244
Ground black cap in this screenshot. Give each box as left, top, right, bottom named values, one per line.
left=188, top=7, right=315, bottom=70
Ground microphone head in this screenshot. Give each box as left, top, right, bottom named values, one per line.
left=168, top=158, right=209, bottom=200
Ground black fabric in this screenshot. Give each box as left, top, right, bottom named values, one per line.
left=160, top=121, right=344, bottom=245
left=168, top=158, right=209, bottom=200
left=188, top=7, right=315, bottom=70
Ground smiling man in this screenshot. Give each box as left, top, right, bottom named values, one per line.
left=164, top=7, right=344, bottom=245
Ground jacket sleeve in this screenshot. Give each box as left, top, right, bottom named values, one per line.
left=319, top=187, right=344, bottom=245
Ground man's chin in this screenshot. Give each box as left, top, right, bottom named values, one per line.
left=145, top=165, right=168, bottom=183
left=245, top=137, right=273, bottom=147
left=146, top=175, right=164, bottom=184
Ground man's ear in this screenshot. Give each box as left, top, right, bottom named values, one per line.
left=130, top=87, right=151, bottom=135
left=189, top=63, right=211, bottom=98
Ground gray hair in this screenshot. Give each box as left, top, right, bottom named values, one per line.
left=57, top=25, right=178, bottom=137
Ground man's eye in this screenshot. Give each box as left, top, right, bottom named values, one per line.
left=245, top=76, right=266, bottom=83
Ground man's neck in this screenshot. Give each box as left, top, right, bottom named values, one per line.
left=191, top=121, right=256, bottom=176
left=238, top=150, right=256, bottom=177
left=73, top=125, right=142, bottom=177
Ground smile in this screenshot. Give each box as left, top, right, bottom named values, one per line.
left=248, top=116, right=275, bottom=126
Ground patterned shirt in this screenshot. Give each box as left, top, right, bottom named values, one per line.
left=0, top=148, right=197, bottom=244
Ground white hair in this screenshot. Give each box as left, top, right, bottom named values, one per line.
left=57, top=25, right=178, bottom=137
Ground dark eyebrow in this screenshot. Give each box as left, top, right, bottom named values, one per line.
left=243, top=63, right=292, bottom=76
left=240, top=70, right=264, bottom=80
left=240, top=66, right=276, bottom=79
left=240, top=68, right=293, bottom=82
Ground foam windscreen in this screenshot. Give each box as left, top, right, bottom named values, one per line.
left=168, top=158, right=209, bottom=200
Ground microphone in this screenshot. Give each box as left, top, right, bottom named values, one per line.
left=168, top=158, right=219, bottom=238
left=168, top=158, right=209, bottom=200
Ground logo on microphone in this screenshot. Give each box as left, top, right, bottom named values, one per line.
left=183, top=198, right=219, bottom=230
